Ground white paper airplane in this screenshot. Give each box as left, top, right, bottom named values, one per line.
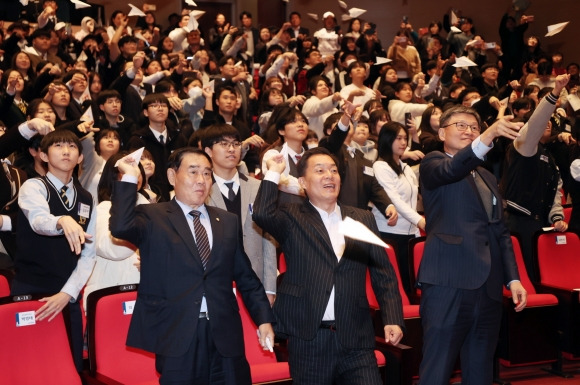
left=347, top=7, right=366, bottom=18
left=80, top=105, right=93, bottom=122
left=190, top=10, right=206, bottom=19
left=19, top=0, right=29, bottom=6
left=338, top=217, right=388, bottom=248
left=450, top=26, right=462, bottom=33
left=187, top=13, right=199, bottom=31
left=374, top=57, right=392, bottom=65
left=568, top=94, right=580, bottom=111
left=71, top=0, right=91, bottom=9
left=307, top=13, right=319, bottom=21
left=128, top=4, right=146, bottom=17
left=206, top=80, right=215, bottom=93
left=452, top=56, right=477, bottom=67
left=450, top=10, right=459, bottom=25
left=545, top=21, right=569, bottom=37
left=338, top=0, right=348, bottom=9
left=184, top=0, right=197, bottom=6
left=134, top=31, right=149, bottom=44
left=115, top=147, right=145, bottom=167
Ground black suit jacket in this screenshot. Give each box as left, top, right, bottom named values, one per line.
left=253, top=180, right=404, bottom=349
left=110, top=181, right=274, bottom=357
left=419, top=145, right=519, bottom=301
left=320, top=126, right=393, bottom=216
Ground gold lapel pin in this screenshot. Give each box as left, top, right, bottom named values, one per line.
left=216, top=217, right=220, bottom=222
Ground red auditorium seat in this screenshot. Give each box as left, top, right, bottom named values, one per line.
left=0, top=295, right=82, bottom=385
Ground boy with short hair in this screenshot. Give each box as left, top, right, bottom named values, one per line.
left=11, top=130, right=96, bottom=372
left=351, top=117, right=377, bottom=161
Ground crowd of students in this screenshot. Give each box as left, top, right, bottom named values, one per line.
left=1, top=0, right=580, bottom=377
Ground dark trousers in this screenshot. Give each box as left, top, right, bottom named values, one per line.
left=380, top=232, right=415, bottom=294
left=287, top=327, right=382, bottom=385
left=155, top=318, right=251, bottom=385
left=419, top=284, right=502, bottom=385
left=11, top=279, right=84, bottom=372
left=504, top=211, right=542, bottom=282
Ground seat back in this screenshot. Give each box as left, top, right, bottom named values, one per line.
left=86, top=285, right=158, bottom=384
left=0, top=297, right=81, bottom=385
left=409, top=237, right=425, bottom=294
left=0, top=269, right=14, bottom=298
left=366, top=245, right=410, bottom=307
left=235, top=287, right=291, bottom=384
left=503, top=235, right=536, bottom=296
left=536, top=231, right=580, bottom=289
left=563, top=205, right=572, bottom=224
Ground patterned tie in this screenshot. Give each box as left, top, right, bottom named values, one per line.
left=224, top=182, right=236, bottom=201
left=190, top=210, right=211, bottom=269
left=60, top=185, right=70, bottom=208
left=17, top=101, right=27, bottom=115
left=159, top=134, right=165, bottom=146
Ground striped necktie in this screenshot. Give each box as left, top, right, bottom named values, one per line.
left=190, top=210, right=211, bottom=269
left=60, top=185, right=70, bottom=208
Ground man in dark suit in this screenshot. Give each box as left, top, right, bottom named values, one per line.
left=418, top=105, right=528, bottom=385
left=253, top=142, right=404, bottom=385
left=110, top=147, right=275, bottom=385
left=289, top=12, right=310, bottom=40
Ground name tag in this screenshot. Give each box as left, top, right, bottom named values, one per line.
left=363, top=166, right=374, bottom=177
left=123, top=300, right=136, bottom=315
left=78, top=203, right=90, bottom=219
left=16, top=311, right=36, bottom=327
left=556, top=235, right=567, bottom=245
left=540, top=155, right=549, bottom=163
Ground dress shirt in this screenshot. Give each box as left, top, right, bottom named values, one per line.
left=214, top=172, right=240, bottom=197
left=18, top=172, right=96, bottom=300
left=149, top=127, right=168, bottom=144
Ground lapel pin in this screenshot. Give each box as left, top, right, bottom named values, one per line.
left=216, top=217, right=220, bottom=222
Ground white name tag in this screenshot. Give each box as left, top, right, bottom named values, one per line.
left=540, top=155, right=549, bottom=163
left=123, top=300, right=136, bottom=315
left=78, top=203, right=91, bottom=219
left=556, top=235, right=567, bottom=245
left=16, top=311, right=36, bottom=327
left=363, top=166, right=374, bottom=176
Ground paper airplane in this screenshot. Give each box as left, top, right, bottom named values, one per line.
left=500, top=97, right=509, bottom=108
left=450, top=26, right=462, bottom=33
left=234, top=61, right=243, bottom=67
left=374, top=57, right=392, bottom=65
left=307, top=13, right=319, bottom=21
left=451, top=10, right=459, bottom=25
left=452, top=56, right=477, bottom=67
left=347, top=7, right=366, bottom=18
left=568, top=94, right=580, bottom=111
left=19, top=0, right=28, bottom=6
left=338, top=217, right=388, bottom=248
left=184, top=0, right=197, bottom=5
left=545, top=21, right=569, bottom=37
left=465, top=39, right=478, bottom=47
left=190, top=10, right=206, bottom=19
left=71, top=0, right=91, bottom=9
left=80, top=105, right=93, bottom=122
left=187, top=13, right=199, bottom=32
left=206, top=80, right=215, bottom=93
left=338, top=0, right=348, bottom=9
left=128, top=4, right=146, bottom=17
left=115, top=147, right=145, bottom=167
left=134, top=31, right=150, bottom=46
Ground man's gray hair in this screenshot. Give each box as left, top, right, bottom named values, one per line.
left=440, top=105, right=483, bottom=130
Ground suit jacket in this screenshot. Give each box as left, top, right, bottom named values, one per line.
left=418, top=146, right=519, bottom=301
left=206, top=173, right=277, bottom=293
left=109, top=181, right=274, bottom=357
left=320, top=127, right=393, bottom=216
left=253, top=180, right=404, bottom=349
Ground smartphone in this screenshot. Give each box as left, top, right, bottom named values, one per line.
left=405, top=112, right=412, bottom=129
left=484, top=42, right=496, bottom=50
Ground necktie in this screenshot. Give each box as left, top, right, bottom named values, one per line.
left=159, top=135, right=165, bottom=146
left=16, top=101, right=26, bottom=115
left=295, top=154, right=302, bottom=164
left=224, top=182, right=236, bottom=201
left=60, top=185, right=70, bottom=208
left=190, top=210, right=211, bottom=269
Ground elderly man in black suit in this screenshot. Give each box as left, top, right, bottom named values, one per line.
left=253, top=106, right=404, bottom=385
left=111, top=147, right=275, bottom=385
left=418, top=105, right=528, bottom=384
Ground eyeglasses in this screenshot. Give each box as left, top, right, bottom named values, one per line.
left=148, top=103, right=168, bottom=110
left=215, top=140, right=242, bottom=149
left=442, top=121, right=481, bottom=133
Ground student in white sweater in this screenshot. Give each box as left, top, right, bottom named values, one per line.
left=83, top=152, right=148, bottom=310
left=301, top=76, right=341, bottom=139
left=372, top=121, right=425, bottom=293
